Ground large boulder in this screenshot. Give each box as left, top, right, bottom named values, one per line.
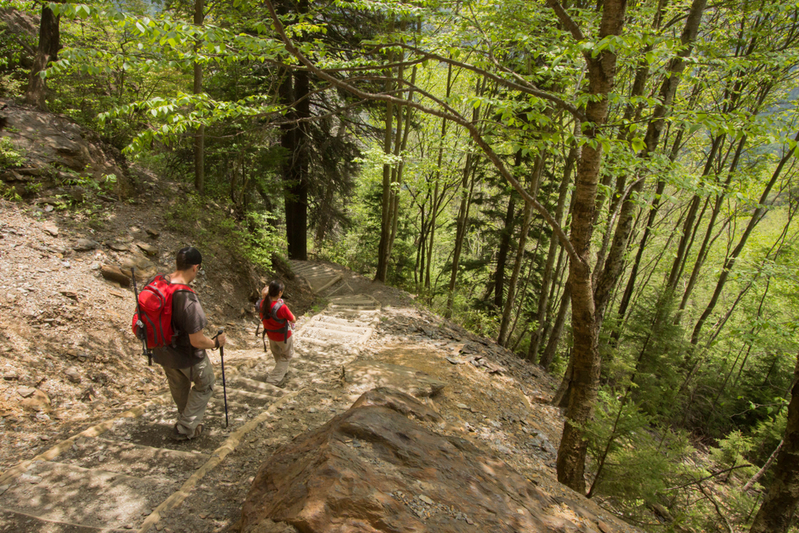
left=241, top=388, right=608, bottom=533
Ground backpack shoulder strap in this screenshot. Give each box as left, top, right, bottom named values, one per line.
left=270, top=300, right=285, bottom=322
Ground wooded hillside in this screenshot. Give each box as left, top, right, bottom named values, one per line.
left=1, top=0, right=798, bottom=530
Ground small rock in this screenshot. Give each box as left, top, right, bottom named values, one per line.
left=19, top=474, right=42, bottom=484
left=136, top=242, right=158, bottom=256
left=0, top=484, right=9, bottom=495
left=456, top=403, right=469, bottom=410
left=145, top=227, right=160, bottom=238
left=3, top=371, right=18, bottom=381
left=60, top=290, right=79, bottom=300
left=597, top=521, right=612, bottom=533
left=16, top=387, right=36, bottom=398
left=108, top=242, right=130, bottom=252
left=308, top=407, right=317, bottom=413
left=43, top=223, right=58, bottom=236
left=21, top=390, right=51, bottom=412
left=73, top=238, right=100, bottom=251
left=65, top=367, right=82, bottom=384
left=418, top=494, right=434, bottom=505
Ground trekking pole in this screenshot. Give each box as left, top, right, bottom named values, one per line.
left=130, top=267, right=152, bottom=366
left=213, top=328, right=228, bottom=428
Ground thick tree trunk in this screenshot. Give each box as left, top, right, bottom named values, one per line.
left=284, top=66, right=310, bottom=260
left=749, top=354, right=799, bottom=533
left=554, top=0, right=628, bottom=494
left=277, top=0, right=310, bottom=261
left=25, top=4, right=60, bottom=111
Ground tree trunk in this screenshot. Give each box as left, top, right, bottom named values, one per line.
left=494, top=192, right=517, bottom=309
left=541, top=282, right=571, bottom=371
left=529, top=144, right=577, bottom=362
left=498, top=201, right=534, bottom=346
left=690, top=130, right=798, bottom=345
left=375, top=24, right=396, bottom=282
left=594, top=0, right=707, bottom=326
left=554, top=0, right=628, bottom=494
left=749, top=354, right=799, bottom=533
left=25, top=3, right=60, bottom=111
left=193, top=0, right=205, bottom=194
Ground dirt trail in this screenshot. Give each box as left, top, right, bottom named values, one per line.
left=0, top=259, right=639, bottom=533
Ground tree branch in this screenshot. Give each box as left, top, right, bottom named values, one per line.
left=545, top=0, right=586, bottom=41
left=263, top=0, right=583, bottom=267
left=371, top=43, right=587, bottom=122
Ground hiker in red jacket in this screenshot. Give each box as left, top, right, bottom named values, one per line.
left=259, top=280, right=296, bottom=385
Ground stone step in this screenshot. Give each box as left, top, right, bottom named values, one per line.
left=228, top=376, right=287, bottom=396
left=0, top=461, right=173, bottom=530
left=224, top=387, right=276, bottom=405
left=306, top=317, right=371, bottom=334
left=101, top=403, right=233, bottom=451
left=312, top=315, right=374, bottom=328
left=0, top=508, right=130, bottom=532
left=302, top=327, right=365, bottom=344
left=56, top=437, right=209, bottom=480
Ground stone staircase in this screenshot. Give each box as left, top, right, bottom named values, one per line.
left=0, top=263, right=381, bottom=533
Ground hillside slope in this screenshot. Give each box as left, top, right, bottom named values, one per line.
left=0, top=99, right=642, bottom=532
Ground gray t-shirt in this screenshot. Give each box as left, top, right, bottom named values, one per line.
left=152, top=289, right=208, bottom=369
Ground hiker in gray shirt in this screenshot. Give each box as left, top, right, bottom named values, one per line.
left=152, top=247, right=226, bottom=441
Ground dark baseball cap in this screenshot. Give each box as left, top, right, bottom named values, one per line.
left=176, top=246, right=202, bottom=269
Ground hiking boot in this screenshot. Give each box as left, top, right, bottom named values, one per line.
left=172, top=423, right=203, bottom=441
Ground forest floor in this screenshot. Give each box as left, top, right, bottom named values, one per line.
left=0, top=191, right=645, bottom=532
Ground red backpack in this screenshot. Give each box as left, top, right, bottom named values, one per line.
left=131, top=274, right=195, bottom=349
left=255, top=298, right=289, bottom=350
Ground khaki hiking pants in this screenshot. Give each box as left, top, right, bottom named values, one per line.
left=267, top=334, right=294, bottom=385
left=163, top=354, right=215, bottom=438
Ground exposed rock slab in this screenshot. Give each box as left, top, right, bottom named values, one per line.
left=344, top=361, right=446, bottom=399
left=241, top=388, right=605, bottom=533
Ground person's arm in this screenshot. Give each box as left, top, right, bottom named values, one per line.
left=279, top=305, right=296, bottom=324
left=189, top=331, right=226, bottom=350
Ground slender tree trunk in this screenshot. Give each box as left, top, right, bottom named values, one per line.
left=594, top=0, right=707, bottom=326
left=388, top=66, right=416, bottom=262
left=498, top=201, right=534, bottom=346
left=541, top=282, right=571, bottom=372
left=690, top=131, right=798, bottom=345
left=193, top=0, right=205, bottom=194
left=375, top=22, right=396, bottom=281
left=445, top=78, right=485, bottom=318
left=25, top=3, right=60, bottom=111
left=744, top=440, right=784, bottom=492
left=529, top=144, right=577, bottom=361
left=494, top=192, right=517, bottom=309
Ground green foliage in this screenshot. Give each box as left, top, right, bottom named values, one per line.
left=164, top=194, right=283, bottom=272
left=0, top=136, right=25, bottom=167
left=585, top=390, right=693, bottom=505
left=710, top=430, right=754, bottom=472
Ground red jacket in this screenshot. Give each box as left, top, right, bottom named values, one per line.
left=262, top=299, right=296, bottom=342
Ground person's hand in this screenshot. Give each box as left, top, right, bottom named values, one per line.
left=261, top=286, right=269, bottom=299
left=215, top=333, right=227, bottom=349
